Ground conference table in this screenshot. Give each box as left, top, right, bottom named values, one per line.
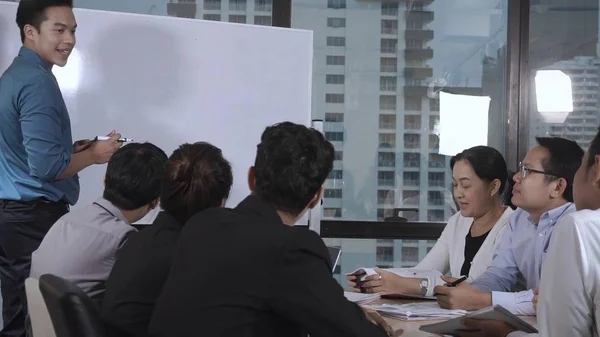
left=375, top=298, right=538, bottom=337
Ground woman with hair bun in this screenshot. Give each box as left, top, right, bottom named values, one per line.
left=101, top=142, right=233, bottom=337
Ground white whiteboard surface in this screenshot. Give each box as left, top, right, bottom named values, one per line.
left=0, top=2, right=313, bottom=224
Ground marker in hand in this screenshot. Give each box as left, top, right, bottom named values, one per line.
left=94, top=136, right=134, bottom=142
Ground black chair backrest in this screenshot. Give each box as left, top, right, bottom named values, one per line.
left=38, top=274, right=107, bottom=337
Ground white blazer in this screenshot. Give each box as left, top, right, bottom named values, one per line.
left=388, top=207, right=513, bottom=296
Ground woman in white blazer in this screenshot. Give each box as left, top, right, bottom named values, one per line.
left=348, top=146, right=514, bottom=297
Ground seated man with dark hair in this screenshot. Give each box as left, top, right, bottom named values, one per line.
left=102, top=142, right=233, bottom=337
left=148, top=122, right=398, bottom=337
left=30, top=143, right=168, bottom=302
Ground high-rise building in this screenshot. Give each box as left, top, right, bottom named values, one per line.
left=530, top=56, right=600, bottom=151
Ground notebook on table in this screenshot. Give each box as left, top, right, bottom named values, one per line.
left=419, top=305, right=538, bottom=335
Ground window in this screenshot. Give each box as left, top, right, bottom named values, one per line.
left=380, top=76, right=397, bottom=91
left=334, top=151, right=343, bottom=161
left=404, top=115, right=421, bottom=130
left=406, top=39, right=424, bottom=49
left=406, top=20, right=424, bottom=30
left=381, top=39, right=398, bottom=53
left=377, top=247, right=394, bottom=262
left=404, top=134, right=420, bottom=149
left=326, top=93, right=344, bottom=103
left=402, top=246, right=419, bottom=263
left=380, top=57, right=397, bottom=72
left=327, top=17, right=346, bottom=28
left=379, top=114, right=396, bottom=129
left=254, top=16, right=271, bottom=26
left=255, top=0, right=272, bottom=12
left=429, top=134, right=439, bottom=151
left=325, top=132, right=344, bottom=142
left=378, top=190, right=394, bottom=204
left=404, top=97, right=422, bottom=110
left=327, top=0, right=346, bottom=9
left=328, top=170, right=343, bottom=179
left=379, top=133, right=396, bottom=148
left=325, top=189, right=343, bottom=198
left=381, top=20, right=398, bottom=35
left=333, top=151, right=344, bottom=160
left=428, top=154, right=446, bottom=168
left=427, top=210, right=445, bottom=222
left=407, top=2, right=424, bottom=11
left=430, top=98, right=440, bottom=111
left=379, top=95, right=397, bottom=110
left=378, top=171, right=395, bottom=186
left=378, top=152, right=395, bottom=167
left=203, top=14, right=221, bottom=21
left=325, top=112, right=344, bottom=122
left=403, top=172, right=420, bottom=187
left=229, top=15, right=246, bottom=23
left=327, top=55, right=345, bottom=65
left=428, top=191, right=444, bottom=206
left=381, top=2, right=399, bottom=16
left=324, top=208, right=342, bottom=218
left=428, top=172, right=445, bottom=187
left=402, top=190, right=420, bottom=205
left=327, top=36, right=346, bottom=47
left=403, top=153, right=420, bottom=168
left=204, top=0, right=221, bottom=10
left=429, top=116, right=439, bottom=131
left=326, top=74, right=345, bottom=84
left=229, top=0, right=247, bottom=11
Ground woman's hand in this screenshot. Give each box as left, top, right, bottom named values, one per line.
left=356, top=268, right=411, bottom=296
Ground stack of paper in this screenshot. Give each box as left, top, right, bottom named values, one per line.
left=344, top=291, right=381, bottom=305
left=364, top=302, right=467, bottom=321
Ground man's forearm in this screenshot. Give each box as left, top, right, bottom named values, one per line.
left=56, top=150, right=94, bottom=180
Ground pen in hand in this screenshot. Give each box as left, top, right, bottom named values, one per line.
left=433, top=275, right=468, bottom=296
left=446, top=275, right=468, bottom=287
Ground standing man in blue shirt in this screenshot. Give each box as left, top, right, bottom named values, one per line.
left=434, top=137, right=583, bottom=316
left=0, top=1, right=121, bottom=335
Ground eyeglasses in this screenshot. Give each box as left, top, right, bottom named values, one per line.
left=518, top=162, right=556, bottom=179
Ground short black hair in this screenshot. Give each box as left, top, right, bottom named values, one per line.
left=253, top=122, right=334, bottom=216
left=16, top=0, right=73, bottom=43
left=103, top=143, right=168, bottom=210
left=536, top=137, right=584, bottom=202
left=587, top=126, right=600, bottom=167
left=451, top=146, right=513, bottom=206
left=160, top=142, right=233, bottom=224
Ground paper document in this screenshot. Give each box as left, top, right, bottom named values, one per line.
left=344, top=291, right=380, bottom=305
left=419, top=305, right=538, bottom=334
left=364, top=302, right=467, bottom=321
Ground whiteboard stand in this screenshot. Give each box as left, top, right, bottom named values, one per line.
left=309, top=119, right=324, bottom=235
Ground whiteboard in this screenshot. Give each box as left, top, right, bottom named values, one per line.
left=0, top=1, right=313, bottom=223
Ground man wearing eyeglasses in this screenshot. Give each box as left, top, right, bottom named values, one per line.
left=433, top=137, right=583, bottom=317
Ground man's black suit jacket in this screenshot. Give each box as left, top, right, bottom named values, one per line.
left=148, top=195, right=388, bottom=337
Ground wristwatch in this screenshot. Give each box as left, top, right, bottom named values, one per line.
left=418, top=278, right=429, bottom=297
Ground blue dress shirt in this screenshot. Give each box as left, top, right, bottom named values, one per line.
left=471, top=202, right=575, bottom=315
left=0, top=47, right=79, bottom=205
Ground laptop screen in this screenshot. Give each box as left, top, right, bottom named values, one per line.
left=327, top=246, right=341, bottom=272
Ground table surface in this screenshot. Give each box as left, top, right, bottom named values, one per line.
left=374, top=298, right=538, bottom=337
